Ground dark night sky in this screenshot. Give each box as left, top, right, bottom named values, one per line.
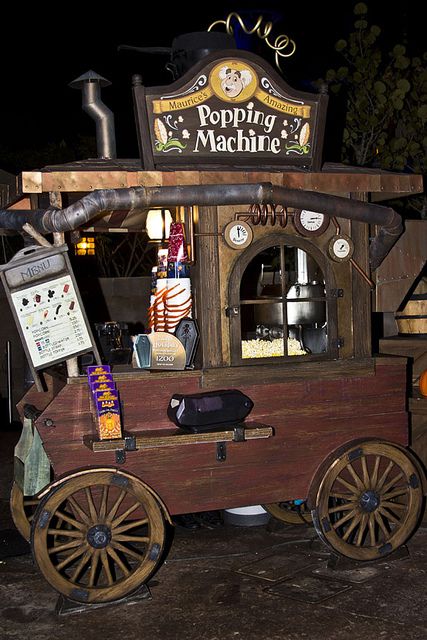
left=0, top=1, right=422, bottom=168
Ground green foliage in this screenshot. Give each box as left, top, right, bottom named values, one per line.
left=319, top=3, right=427, bottom=177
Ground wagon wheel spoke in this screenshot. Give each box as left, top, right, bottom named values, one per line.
left=110, top=540, right=144, bottom=561
left=341, top=512, right=362, bottom=542
left=88, top=549, right=101, bottom=588
left=99, top=486, right=109, bottom=521
left=85, top=487, right=99, bottom=522
left=374, top=510, right=390, bottom=538
left=368, top=514, right=376, bottom=546
left=114, top=518, right=149, bottom=535
left=361, top=456, right=370, bottom=487
left=335, top=475, right=359, bottom=493
left=32, top=470, right=166, bottom=604
left=371, top=456, right=381, bottom=487
left=313, top=443, right=423, bottom=561
left=380, top=501, right=407, bottom=511
left=55, top=544, right=88, bottom=571
left=114, top=534, right=150, bottom=543
left=106, top=545, right=131, bottom=576
left=378, top=506, right=402, bottom=526
left=71, top=549, right=93, bottom=582
left=329, top=492, right=356, bottom=501
left=54, top=510, right=86, bottom=531
left=332, top=508, right=357, bottom=530
left=110, top=502, right=140, bottom=529
left=355, top=513, right=369, bottom=547
left=49, top=539, right=83, bottom=555
left=376, top=460, right=394, bottom=491
left=382, top=487, right=409, bottom=501
left=105, top=490, right=126, bottom=523
left=381, top=472, right=404, bottom=495
left=67, top=496, right=91, bottom=526
left=100, top=549, right=114, bottom=586
left=345, top=462, right=364, bottom=490
left=47, top=528, right=83, bottom=538
left=328, top=502, right=355, bottom=515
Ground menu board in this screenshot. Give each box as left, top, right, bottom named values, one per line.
left=11, top=274, right=92, bottom=368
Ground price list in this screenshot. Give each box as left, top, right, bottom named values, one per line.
left=11, top=274, right=93, bottom=367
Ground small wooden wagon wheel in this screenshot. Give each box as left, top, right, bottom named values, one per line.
left=31, top=469, right=166, bottom=604
left=263, top=501, right=312, bottom=525
left=10, top=482, right=40, bottom=542
left=312, top=442, right=424, bottom=561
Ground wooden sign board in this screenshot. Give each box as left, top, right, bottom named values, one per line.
left=134, top=50, right=328, bottom=171
left=0, top=244, right=101, bottom=389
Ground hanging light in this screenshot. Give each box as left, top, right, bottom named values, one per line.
left=75, top=235, right=95, bottom=256
left=146, top=209, right=173, bottom=241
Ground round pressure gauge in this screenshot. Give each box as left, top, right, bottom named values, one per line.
left=328, top=234, right=354, bottom=262
left=223, top=220, right=253, bottom=249
left=293, top=209, right=330, bottom=237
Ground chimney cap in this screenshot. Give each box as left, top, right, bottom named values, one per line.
left=69, top=70, right=112, bottom=89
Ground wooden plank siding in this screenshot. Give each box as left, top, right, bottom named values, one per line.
left=33, top=357, right=408, bottom=515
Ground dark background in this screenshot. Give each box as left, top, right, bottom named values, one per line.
left=0, top=1, right=423, bottom=169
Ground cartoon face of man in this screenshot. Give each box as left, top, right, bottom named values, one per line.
left=219, top=66, right=253, bottom=98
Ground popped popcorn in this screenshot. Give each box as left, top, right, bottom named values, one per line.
left=242, top=338, right=306, bottom=359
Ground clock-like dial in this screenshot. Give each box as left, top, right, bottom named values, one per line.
left=328, top=234, right=354, bottom=262
left=223, top=221, right=253, bottom=249
left=293, top=209, right=330, bottom=237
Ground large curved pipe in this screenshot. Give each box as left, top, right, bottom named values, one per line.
left=0, top=183, right=402, bottom=269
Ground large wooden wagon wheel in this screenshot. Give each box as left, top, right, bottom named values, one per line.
left=312, top=442, right=424, bottom=561
left=31, top=469, right=166, bottom=604
left=263, top=501, right=312, bottom=525
left=10, top=482, right=40, bottom=542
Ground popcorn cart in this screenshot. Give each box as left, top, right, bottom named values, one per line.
left=2, top=42, right=426, bottom=606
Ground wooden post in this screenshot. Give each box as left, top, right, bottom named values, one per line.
left=49, top=192, right=79, bottom=378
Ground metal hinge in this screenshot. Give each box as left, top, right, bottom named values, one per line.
left=216, top=442, right=227, bottom=461
left=115, top=434, right=137, bottom=464
left=333, top=337, right=345, bottom=348
left=329, top=288, right=344, bottom=298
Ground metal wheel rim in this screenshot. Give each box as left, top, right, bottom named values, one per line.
left=31, top=470, right=165, bottom=603
left=315, top=442, right=423, bottom=561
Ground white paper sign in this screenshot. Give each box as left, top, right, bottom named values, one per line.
left=11, top=274, right=92, bottom=367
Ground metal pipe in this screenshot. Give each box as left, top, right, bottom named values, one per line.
left=69, top=71, right=117, bottom=159
left=0, top=183, right=402, bottom=269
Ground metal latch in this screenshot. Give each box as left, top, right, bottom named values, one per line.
left=115, top=434, right=137, bottom=464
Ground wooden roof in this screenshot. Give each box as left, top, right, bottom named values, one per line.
left=18, top=159, right=423, bottom=201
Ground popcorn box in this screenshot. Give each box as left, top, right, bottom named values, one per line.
left=89, top=373, right=115, bottom=391
left=93, top=389, right=122, bottom=440
left=87, top=365, right=111, bottom=378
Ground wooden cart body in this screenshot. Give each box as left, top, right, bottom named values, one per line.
left=20, top=357, right=408, bottom=516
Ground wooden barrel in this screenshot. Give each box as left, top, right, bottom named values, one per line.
left=396, top=278, right=427, bottom=335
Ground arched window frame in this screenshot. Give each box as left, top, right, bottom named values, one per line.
left=227, top=234, right=339, bottom=365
